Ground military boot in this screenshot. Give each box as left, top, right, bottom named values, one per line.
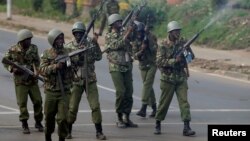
left=116, top=113, right=126, bottom=128
left=95, top=123, right=107, bottom=140
left=66, top=123, right=72, bottom=139
left=45, top=134, right=52, bottom=141
left=35, top=121, right=44, bottom=132
left=21, top=120, right=30, bottom=134
left=154, top=120, right=161, bottom=135
left=183, top=121, right=196, bottom=136
left=149, top=103, right=157, bottom=118
left=136, top=104, right=147, bottom=117
left=124, top=113, right=138, bottom=128
left=59, top=137, right=65, bottom=141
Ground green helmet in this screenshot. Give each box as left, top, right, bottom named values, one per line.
left=167, top=21, right=181, bottom=32
left=17, top=29, right=33, bottom=42
left=72, top=21, right=86, bottom=33
left=48, top=28, right=63, bottom=46
left=108, top=13, right=122, bottom=26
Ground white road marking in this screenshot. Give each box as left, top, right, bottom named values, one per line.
left=0, top=105, right=19, bottom=112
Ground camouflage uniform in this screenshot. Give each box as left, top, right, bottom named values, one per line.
left=40, top=29, right=73, bottom=141
left=132, top=31, right=158, bottom=117
left=99, top=0, right=120, bottom=35
left=65, top=37, right=106, bottom=139
left=2, top=30, right=43, bottom=134
left=105, top=26, right=138, bottom=128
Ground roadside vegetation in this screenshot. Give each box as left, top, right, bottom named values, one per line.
left=0, top=0, right=249, bottom=50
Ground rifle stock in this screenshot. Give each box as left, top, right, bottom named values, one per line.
left=2, top=58, right=44, bottom=82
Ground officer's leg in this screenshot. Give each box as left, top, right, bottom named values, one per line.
left=15, top=84, right=30, bottom=134
left=44, top=93, right=57, bottom=140
left=29, top=84, right=44, bottom=132
left=110, top=71, right=126, bottom=128
left=87, top=82, right=106, bottom=140
left=66, top=84, right=83, bottom=139
left=137, top=69, right=148, bottom=117
left=57, top=94, right=69, bottom=140
left=176, top=80, right=195, bottom=136
left=154, top=80, right=175, bottom=134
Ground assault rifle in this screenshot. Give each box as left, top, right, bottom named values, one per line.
left=122, top=0, right=147, bottom=28
left=2, top=58, right=44, bottom=82
left=173, top=28, right=205, bottom=58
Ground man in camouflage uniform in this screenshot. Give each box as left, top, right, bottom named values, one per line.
left=65, top=21, right=106, bottom=140
left=2, top=29, right=44, bottom=134
left=131, top=21, right=158, bottom=118
left=99, top=0, right=120, bottom=36
left=154, top=21, right=195, bottom=136
left=40, top=28, right=73, bottom=141
left=104, top=13, right=138, bottom=128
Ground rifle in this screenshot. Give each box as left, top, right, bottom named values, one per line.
left=2, top=58, right=44, bottom=82
left=173, top=28, right=205, bottom=59
left=122, top=0, right=147, bottom=28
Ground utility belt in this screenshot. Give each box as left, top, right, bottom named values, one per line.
left=159, top=67, right=185, bottom=75
left=107, top=55, right=130, bottom=67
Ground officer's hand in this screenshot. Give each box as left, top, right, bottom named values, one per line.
left=93, top=32, right=99, bottom=43
left=56, top=62, right=65, bottom=70
left=12, top=67, right=23, bottom=75
left=176, top=55, right=182, bottom=62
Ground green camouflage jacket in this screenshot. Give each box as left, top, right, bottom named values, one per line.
left=65, top=38, right=102, bottom=85
left=40, top=47, right=73, bottom=92
left=105, top=31, right=133, bottom=72
left=132, top=32, right=158, bottom=70
left=156, top=37, right=190, bottom=83
left=2, top=43, right=40, bottom=85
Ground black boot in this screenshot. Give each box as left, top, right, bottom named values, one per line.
left=183, top=121, right=196, bottom=136
left=35, top=121, right=44, bottom=132
left=124, top=113, right=138, bottom=128
left=45, top=134, right=52, bottom=141
left=136, top=104, right=147, bottom=117
left=66, top=123, right=72, bottom=139
left=116, top=113, right=126, bottom=128
left=21, top=120, right=30, bottom=134
left=95, top=123, right=107, bottom=140
left=59, top=137, right=65, bottom=141
left=149, top=103, right=157, bottom=118
left=154, top=120, right=161, bottom=135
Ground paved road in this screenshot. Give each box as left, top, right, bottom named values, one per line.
left=0, top=30, right=250, bottom=141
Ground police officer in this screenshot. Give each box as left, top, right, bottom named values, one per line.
left=40, top=29, right=73, bottom=141
left=154, top=21, right=195, bottom=136
left=104, top=13, right=138, bottom=128
left=131, top=21, right=158, bottom=118
left=65, top=21, right=106, bottom=140
left=2, top=29, right=44, bottom=134
left=99, top=0, right=120, bottom=36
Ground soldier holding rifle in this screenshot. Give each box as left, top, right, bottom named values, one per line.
left=40, top=29, right=74, bottom=141
left=154, top=21, right=195, bottom=136
left=1, top=29, right=44, bottom=134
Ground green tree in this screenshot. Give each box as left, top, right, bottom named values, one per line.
left=33, top=0, right=43, bottom=11
left=50, top=0, right=66, bottom=14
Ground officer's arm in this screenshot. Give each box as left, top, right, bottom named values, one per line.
left=39, top=51, right=57, bottom=76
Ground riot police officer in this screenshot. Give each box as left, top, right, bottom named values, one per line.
left=131, top=21, right=158, bottom=118
left=154, top=21, right=196, bottom=136
left=40, top=29, right=74, bottom=141
left=104, top=13, right=138, bottom=128
left=2, top=29, right=44, bottom=134
left=65, top=21, right=106, bottom=140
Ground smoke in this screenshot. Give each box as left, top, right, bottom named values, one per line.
left=204, top=0, right=242, bottom=30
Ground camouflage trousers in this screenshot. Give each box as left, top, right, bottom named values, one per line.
left=140, top=65, right=157, bottom=106
left=155, top=80, right=191, bottom=121
left=15, top=83, right=43, bottom=122
left=110, top=70, right=133, bottom=114
left=44, top=91, right=69, bottom=138
left=67, top=82, right=102, bottom=124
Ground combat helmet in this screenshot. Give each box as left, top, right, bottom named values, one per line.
left=72, top=21, right=86, bottom=33
left=134, top=20, right=145, bottom=32
left=17, top=29, right=33, bottom=42
left=167, top=21, right=181, bottom=32
left=48, top=28, right=63, bottom=46
left=108, top=13, right=122, bottom=26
